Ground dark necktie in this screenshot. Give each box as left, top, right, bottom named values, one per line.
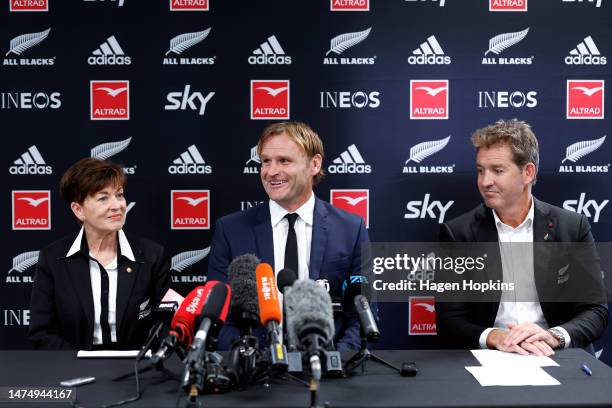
left=96, top=261, right=112, bottom=346
left=284, top=213, right=299, bottom=274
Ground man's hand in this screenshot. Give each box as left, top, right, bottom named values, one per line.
left=486, top=329, right=529, bottom=355
left=518, top=339, right=555, bottom=356
left=486, top=327, right=556, bottom=356
left=504, top=323, right=559, bottom=355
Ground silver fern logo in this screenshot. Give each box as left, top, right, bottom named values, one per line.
left=163, top=28, right=215, bottom=66
left=482, top=28, right=533, bottom=65
left=6, top=28, right=50, bottom=56
left=559, top=136, right=609, bottom=174
left=244, top=145, right=260, bottom=174
left=91, top=137, right=132, bottom=160
left=124, top=202, right=136, bottom=221
left=323, top=27, right=376, bottom=65
left=326, top=27, right=371, bottom=55
left=4, top=28, right=55, bottom=66
left=7, top=250, right=39, bottom=283
left=171, top=247, right=210, bottom=283
left=403, top=136, right=455, bottom=174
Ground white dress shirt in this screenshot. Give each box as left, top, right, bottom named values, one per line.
left=479, top=197, right=571, bottom=349
left=66, top=228, right=136, bottom=345
left=269, top=193, right=315, bottom=281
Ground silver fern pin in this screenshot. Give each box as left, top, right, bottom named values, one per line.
left=166, top=28, right=211, bottom=56
left=171, top=247, right=210, bottom=273
left=6, top=28, right=51, bottom=56
left=562, top=135, right=606, bottom=164
left=8, top=251, right=39, bottom=274
left=326, top=27, right=371, bottom=56
left=405, top=136, right=451, bottom=164
left=485, top=27, right=529, bottom=56
left=91, top=137, right=132, bottom=160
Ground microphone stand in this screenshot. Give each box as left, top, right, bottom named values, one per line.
left=344, top=337, right=400, bottom=375
left=226, top=312, right=262, bottom=389
left=179, top=353, right=208, bottom=408
left=113, top=323, right=182, bottom=382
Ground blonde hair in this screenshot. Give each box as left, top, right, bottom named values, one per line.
left=257, top=121, right=326, bottom=185
left=471, top=118, right=539, bottom=184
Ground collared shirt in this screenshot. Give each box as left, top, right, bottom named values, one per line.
left=66, top=228, right=136, bottom=345
left=479, top=197, right=571, bottom=349
left=269, top=193, right=315, bottom=282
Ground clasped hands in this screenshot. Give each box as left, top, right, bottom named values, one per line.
left=486, top=323, right=560, bottom=356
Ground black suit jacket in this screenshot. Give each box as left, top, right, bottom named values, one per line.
left=28, top=231, right=170, bottom=350
left=208, top=197, right=370, bottom=350
left=437, top=197, right=608, bottom=349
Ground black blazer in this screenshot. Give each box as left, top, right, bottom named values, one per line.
left=28, top=231, right=170, bottom=350
left=437, top=197, right=608, bottom=349
left=208, top=197, right=371, bottom=350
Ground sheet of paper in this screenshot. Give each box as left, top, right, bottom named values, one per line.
left=466, top=365, right=560, bottom=386
left=77, top=350, right=151, bottom=358
left=471, top=349, right=558, bottom=367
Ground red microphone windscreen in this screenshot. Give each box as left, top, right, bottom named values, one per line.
left=219, top=283, right=231, bottom=322
left=256, top=263, right=282, bottom=325
left=170, top=282, right=217, bottom=347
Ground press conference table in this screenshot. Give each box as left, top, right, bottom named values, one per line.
left=1, top=349, right=611, bottom=407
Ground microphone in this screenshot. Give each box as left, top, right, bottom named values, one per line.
left=277, top=268, right=297, bottom=294
left=182, top=282, right=231, bottom=392
left=228, top=254, right=261, bottom=334
left=151, top=284, right=211, bottom=365
left=354, top=295, right=380, bottom=342
left=343, top=275, right=379, bottom=341
left=136, top=300, right=179, bottom=361
left=256, top=262, right=288, bottom=370
left=285, top=280, right=335, bottom=382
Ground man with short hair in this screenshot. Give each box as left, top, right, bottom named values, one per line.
left=437, top=119, right=607, bottom=356
left=208, top=121, right=369, bottom=350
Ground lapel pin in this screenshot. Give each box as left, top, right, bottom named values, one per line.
left=547, top=222, right=553, bottom=229
left=126, top=267, right=132, bottom=273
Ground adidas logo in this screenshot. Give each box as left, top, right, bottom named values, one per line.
left=248, top=35, right=292, bottom=65
left=168, top=145, right=212, bottom=174
left=407, top=35, right=451, bottom=65
left=328, top=144, right=371, bottom=174
left=565, top=36, right=607, bottom=65
left=9, top=145, right=52, bottom=175
left=88, top=35, right=131, bottom=65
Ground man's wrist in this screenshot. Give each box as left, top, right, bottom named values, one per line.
left=486, top=329, right=505, bottom=349
left=547, top=328, right=565, bottom=349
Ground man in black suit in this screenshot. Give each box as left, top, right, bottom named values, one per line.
left=437, top=119, right=607, bottom=356
left=208, top=122, right=370, bottom=350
